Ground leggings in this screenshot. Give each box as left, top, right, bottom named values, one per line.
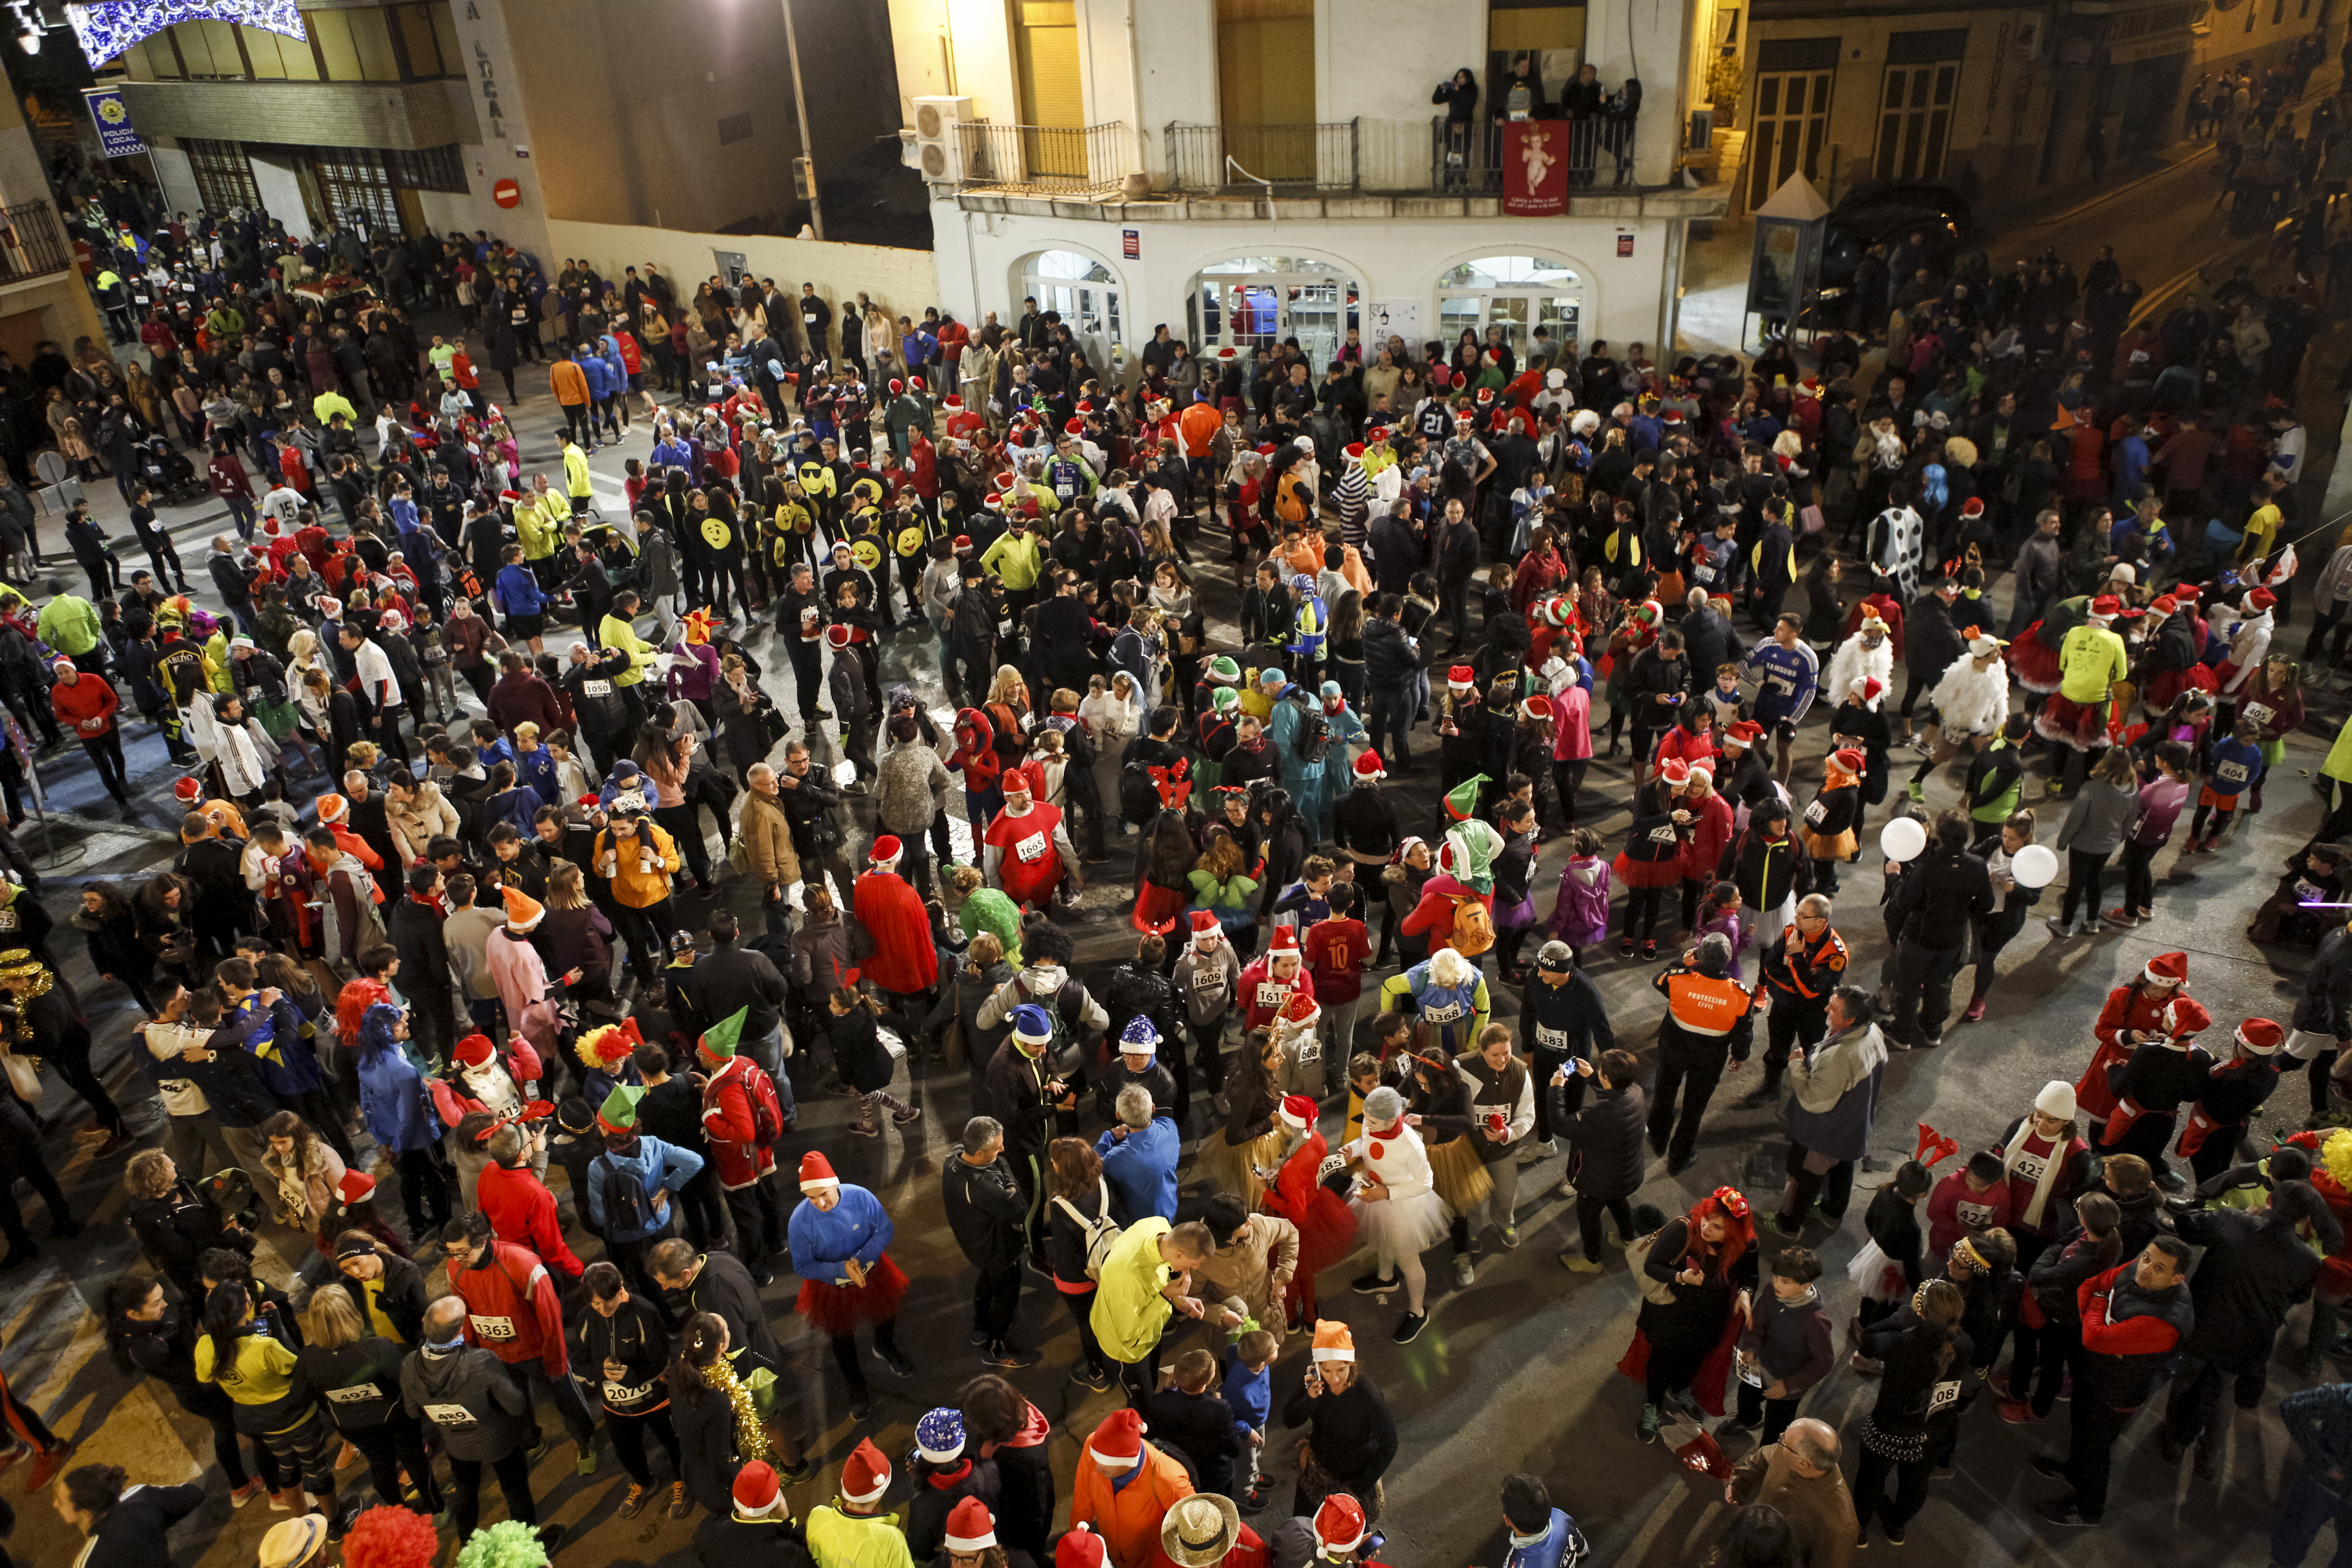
left=258, top=1406, right=339, bottom=1497
left=1061, top=1286, right=1113, bottom=1378
left=345, top=1412, right=438, bottom=1512
left=2191, top=800, right=2237, bottom=842
left=2119, top=839, right=2159, bottom=915
left=1645, top=1329, right=1713, bottom=1407
left=392, top=1144, right=452, bottom=1239
left=1552, top=759, right=1588, bottom=826
left=1852, top=1442, right=1934, bottom=1533
left=1575, top=1193, right=1634, bottom=1261
left=1374, top=1238, right=1428, bottom=1314
left=828, top=1318, right=901, bottom=1393
left=607, top=1404, right=683, bottom=1487
left=1625, top=884, right=1667, bottom=942
left=2058, top=847, right=2112, bottom=927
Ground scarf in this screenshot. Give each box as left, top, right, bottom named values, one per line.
left=1999, top=1125, right=2068, bottom=1229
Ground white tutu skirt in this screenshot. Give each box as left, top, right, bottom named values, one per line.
left=1351, top=1187, right=1453, bottom=1261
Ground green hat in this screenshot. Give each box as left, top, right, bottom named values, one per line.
left=1443, top=774, right=1489, bottom=822
left=596, top=1083, right=646, bottom=1132
left=1207, top=655, right=1242, bottom=684
left=697, top=1006, right=749, bottom=1062
left=1212, top=687, right=1239, bottom=713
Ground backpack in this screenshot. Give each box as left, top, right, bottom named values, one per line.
left=598, top=1155, right=662, bottom=1238
left=1293, top=705, right=1329, bottom=766
left=1015, top=977, right=1086, bottom=1077
left=1119, top=759, right=1161, bottom=825
left=1448, top=895, right=1495, bottom=957
left=1049, top=1178, right=1124, bottom=1279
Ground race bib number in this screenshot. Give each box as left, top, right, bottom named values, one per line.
left=1294, top=1035, right=1322, bottom=1062
left=1193, top=967, right=1226, bottom=993
left=1928, top=1378, right=1962, bottom=1414
left=1649, top=825, right=1679, bottom=844
left=1014, top=831, right=1047, bottom=863
left=581, top=679, right=611, bottom=698
left=423, top=1402, right=478, bottom=1428
left=1255, top=982, right=1289, bottom=1010
left=469, top=1313, right=517, bottom=1342
left=1423, top=1000, right=1465, bottom=1025
left=1804, top=799, right=1827, bottom=825
left=1694, top=564, right=1716, bottom=583
left=603, top=1379, right=656, bottom=1405
left=325, top=1382, right=384, bottom=1406
left=2008, top=1150, right=2047, bottom=1186
left=1535, top=1024, right=1568, bottom=1051
left=2218, top=760, right=2249, bottom=785
left=1955, top=1200, right=1996, bottom=1230
left=2299, top=879, right=2327, bottom=902
left=2244, top=702, right=2276, bottom=726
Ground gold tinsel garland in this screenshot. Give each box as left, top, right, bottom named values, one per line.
left=707, top=1353, right=772, bottom=1464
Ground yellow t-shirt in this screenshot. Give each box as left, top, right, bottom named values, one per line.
left=194, top=1329, right=302, bottom=1417
left=361, top=1276, right=406, bottom=1344
left=2244, top=503, right=2281, bottom=558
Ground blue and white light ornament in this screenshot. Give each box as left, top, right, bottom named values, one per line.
left=65, top=0, right=304, bottom=66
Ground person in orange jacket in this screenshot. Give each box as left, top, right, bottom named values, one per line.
left=440, top=1208, right=602, bottom=1463
left=1071, top=1407, right=1195, bottom=1568
left=549, top=350, right=592, bottom=448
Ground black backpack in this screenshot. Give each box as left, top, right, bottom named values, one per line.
left=599, top=1157, right=662, bottom=1238
left=1119, top=760, right=1161, bottom=825
left=1294, top=705, right=1329, bottom=765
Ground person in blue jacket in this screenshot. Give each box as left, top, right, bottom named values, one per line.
left=585, top=1084, right=705, bottom=1296
left=788, top=1150, right=915, bottom=1419
left=577, top=342, right=620, bottom=442
left=1500, top=1472, right=1586, bottom=1568
left=354, top=1002, right=452, bottom=1241
left=492, top=542, right=549, bottom=654
left=1096, top=1083, right=1180, bottom=1224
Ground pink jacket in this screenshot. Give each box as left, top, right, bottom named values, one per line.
left=1547, top=856, right=1611, bottom=946
left=1550, top=684, right=1593, bottom=761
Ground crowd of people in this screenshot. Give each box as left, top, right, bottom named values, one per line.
left=0, top=154, right=2346, bottom=1568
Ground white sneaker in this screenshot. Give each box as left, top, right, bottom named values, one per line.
left=1516, top=1138, right=1556, bottom=1166
left=1453, top=1256, right=1476, bottom=1287
left=1557, top=1177, right=1579, bottom=1200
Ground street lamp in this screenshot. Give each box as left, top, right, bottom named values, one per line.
left=778, top=0, right=824, bottom=240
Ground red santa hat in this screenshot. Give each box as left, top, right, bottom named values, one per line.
left=1520, top=694, right=1553, bottom=723
left=869, top=835, right=903, bottom=866
left=453, top=1034, right=497, bottom=1068
left=2163, top=997, right=2213, bottom=1038
left=2238, top=1017, right=2284, bottom=1055
left=888, top=378, right=905, bottom=395
left=1447, top=665, right=1477, bottom=691
left=1724, top=720, right=1762, bottom=750
left=2089, top=594, right=2122, bottom=622
left=841, top=1437, right=891, bottom=1504
left=1278, top=1094, right=1316, bottom=1129
left=1314, top=1495, right=1369, bottom=1556
left=797, top=1150, right=840, bottom=1192
left=173, top=776, right=204, bottom=803
left=1266, top=926, right=1300, bottom=957
left=335, top=1170, right=375, bottom=1206
left=1063, top=417, right=1086, bottom=435
left=1087, top=1409, right=1145, bottom=1472
left=1830, top=747, right=1866, bottom=775
left=1189, top=910, right=1222, bottom=945
left=2144, top=951, right=2188, bottom=986
left=943, top=1499, right=997, bottom=1552
left=1353, top=751, right=1385, bottom=782
left=1280, top=991, right=1320, bottom=1027
left=826, top=624, right=854, bottom=650
left=1343, top=442, right=1365, bottom=460
left=1961, top=497, right=1985, bottom=517
left=732, top=1461, right=784, bottom=1518
left=1058, top=1527, right=1107, bottom=1568
left=1311, top=1320, right=1355, bottom=1363
left=316, top=792, right=349, bottom=825
left=2248, top=587, right=2278, bottom=611
left=1855, top=676, right=1885, bottom=705
left=1657, top=759, right=1691, bottom=787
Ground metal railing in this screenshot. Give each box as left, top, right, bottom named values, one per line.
left=1165, top=121, right=1359, bottom=192
left=956, top=121, right=1135, bottom=193
left=1428, top=115, right=1637, bottom=194
left=0, top=201, right=72, bottom=285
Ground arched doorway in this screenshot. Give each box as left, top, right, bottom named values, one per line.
left=1018, top=250, right=1125, bottom=374
left=1434, top=255, right=1586, bottom=366
left=1186, top=255, right=1362, bottom=368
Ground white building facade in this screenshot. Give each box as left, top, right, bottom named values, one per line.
left=886, top=0, right=1729, bottom=372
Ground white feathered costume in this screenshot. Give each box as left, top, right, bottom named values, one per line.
left=1825, top=624, right=1896, bottom=721
left=1928, top=648, right=2011, bottom=738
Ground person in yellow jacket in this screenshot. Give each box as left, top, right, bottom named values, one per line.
left=598, top=589, right=660, bottom=691
left=594, top=797, right=682, bottom=985
left=561, top=433, right=594, bottom=517
left=192, top=1286, right=343, bottom=1511
left=1089, top=1217, right=1216, bottom=1404
left=804, top=1436, right=914, bottom=1568
left=979, top=516, right=1045, bottom=617
left=202, top=625, right=235, bottom=695
left=515, top=480, right=565, bottom=582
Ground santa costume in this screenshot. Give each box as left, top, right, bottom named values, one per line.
left=983, top=778, right=1079, bottom=910
left=2074, top=952, right=2191, bottom=1122
left=1237, top=927, right=1314, bottom=1035
left=1260, top=1093, right=1358, bottom=1327
left=853, top=835, right=940, bottom=995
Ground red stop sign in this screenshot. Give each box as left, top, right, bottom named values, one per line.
left=493, top=178, right=520, bottom=209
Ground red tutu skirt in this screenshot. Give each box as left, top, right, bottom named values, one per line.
left=2034, top=693, right=2107, bottom=750
left=1132, top=880, right=1189, bottom=935
left=796, top=1252, right=909, bottom=1335
left=1287, top=1189, right=1361, bottom=1280
left=2142, top=663, right=2214, bottom=710
left=1613, top=851, right=1683, bottom=890
left=2010, top=625, right=2062, bottom=694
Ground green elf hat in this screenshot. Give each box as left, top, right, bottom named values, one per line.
left=1212, top=686, right=1240, bottom=713
left=697, top=1006, right=749, bottom=1064
left=1207, top=655, right=1242, bottom=684
left=1443, top=774, right=1490, bottom=822
left=597, top=1083, right=647, bottom=1134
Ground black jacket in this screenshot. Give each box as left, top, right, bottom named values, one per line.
left=1891, top=845, right=1993, bottom=948
left=1362, top=616, right=1418, bottom=687
left=1521, top=969, right=1615, bottom=1064
left=1281, top=1374, right=1397, bottom=1492
left=79, top=1483, right=204, bottom=1568
left=388, top=895, right=451, bottom=997
left=941, top=1149, right=1027, bottom=1273
left=1332, top=785, right=1401, bottom=860
left=2296, top=926, right=2352, bottom=1038
left=695, top=1511, right=818, bottom=1568
left=311, top=1252, right=430, bottom=1345
left=681, top=943, right=791, bottom=1040
left=1564, top=1080, right=1646, bottom=1202
left=2175, top=1206, right=2319, bottom=1364
left=1143, top=1385, right=1242, bottom=1496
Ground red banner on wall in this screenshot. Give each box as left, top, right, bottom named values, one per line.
left=1501, top=121, right=1571, bottom=216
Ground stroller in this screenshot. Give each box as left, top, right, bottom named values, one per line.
left=137, top=436, right=204, bottom=506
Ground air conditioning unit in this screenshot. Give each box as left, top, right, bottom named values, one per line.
left=911, top=95, right=973, bottom=183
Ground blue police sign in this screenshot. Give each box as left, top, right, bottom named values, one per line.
left=84, top=91, right=145, bottom=158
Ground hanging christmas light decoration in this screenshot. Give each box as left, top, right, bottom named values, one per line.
left=65, top=0, right=304, bottom=66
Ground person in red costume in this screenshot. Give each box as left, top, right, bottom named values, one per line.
left=475, top=1112, right=582, bottom=1278
left=1260, top=1093, right=1357, bottom=1330
left=439, top=1208, right=603, bottom=1464
left=2074, top=951, right=2190, bottom=1125
left=984, top=775, right=1081, bottom=911
left=1237, top=927, right=1314, bottom=1035
left=853, top=834, right=941, bottom=997
left=1400, top=791, right=1503, bottom=960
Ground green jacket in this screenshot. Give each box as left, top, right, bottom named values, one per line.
left=1089, top=1216, right=1174, bottom=1363
left=36, top=594, right=100, bottom=656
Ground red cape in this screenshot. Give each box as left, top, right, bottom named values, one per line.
left=852, top=869, right=939, bottom=993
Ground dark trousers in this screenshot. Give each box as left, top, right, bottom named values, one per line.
left=2119, top=838, right=2159, bottom=915
left=608, top=1404, right=683, bottom=1487
left=2163, top=1347, right=2270, bottom=1445
left=653, top=803, right=712, bottom=886
left=560, top=403, right=591, bottom=446
left=447, top=1444, right=537, bottom=1536
left=1779, top=1140, right=1853, bottom=1226
left=2274, top=1461, right=2352, bottom=1568
left=1574, top=1192, right=1633, bottom=1260
left=79, top=729, right=128, bottom=800
left=1733, top=1381, right=1800, bottom=1442
left=392, top=1144, right=452, bottom=1239
left=1063, top=1284, right=1112, bottom=1377
left=1188, top=1017, right=1228, bottom=1097
left=505, top=1357, right=599, bottom=1449
left=1368, top=691, right=1412, bottom=766
left=41, top=1036, right=121, bottom=1134
left=677, top=1165, right=729, bottom=1250
left=2060, top=1393, right=2132, bottom=1518
left=1648, top=1047, right=1726, bottom=1164
left=1552, top=758, right=1587, bottom=826
left=1760, top=1001, right=1826, bottom=1089
left=346, top=1411, right=439, bottom=1512
left=407, top=984, right=458, bottom=1066
left=973, top=1260, right=1023, bottom=1344
left=829, top=1317, right=901, bottom=1393
left=184, top=1387, right=268, bottom=1490
left=2027, top=1321, right=2083, bottom=1418
left=1116, top=1340, right=1163, bottom=1410
left=1852, top=1443, right=1934, bottom=1533
left=1532, top=1045, right=1574, bottom=1144
left=1887, top=938, right=1963, bottom=1045
left=724, top=1174, right=786, bottom=1266
left=2059, top=847, right=2113, bottom=925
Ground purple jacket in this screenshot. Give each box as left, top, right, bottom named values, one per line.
left=1547, top=856, right=1611, bottom=946
left=667, top=641, right=719, bottom=702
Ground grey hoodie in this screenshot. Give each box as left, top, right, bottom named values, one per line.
left=400, top=1341, right=530, bottom=1461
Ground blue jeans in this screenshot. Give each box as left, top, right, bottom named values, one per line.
left=2276, top=1465, right=2352, bottom=1568
left=748, top=1024, right=797, bottom=1123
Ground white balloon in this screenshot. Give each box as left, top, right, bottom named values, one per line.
left=2010, top=843, right=2059, bottom=889
left=1879, top=816, right=1927, bottom=863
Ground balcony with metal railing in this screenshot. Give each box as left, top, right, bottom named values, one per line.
left=955, top=121, right=1138, bottom=194
left=0, top=201, right=73, bottom=287
left=1163, top=121, right=1365, bottom=192
left=1429, top=116, right=1637, bottom=194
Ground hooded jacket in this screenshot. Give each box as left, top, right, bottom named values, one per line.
left=586, top=1132, right=706, bottom=1244
left=401, top=1338, right=532, bottom=1460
